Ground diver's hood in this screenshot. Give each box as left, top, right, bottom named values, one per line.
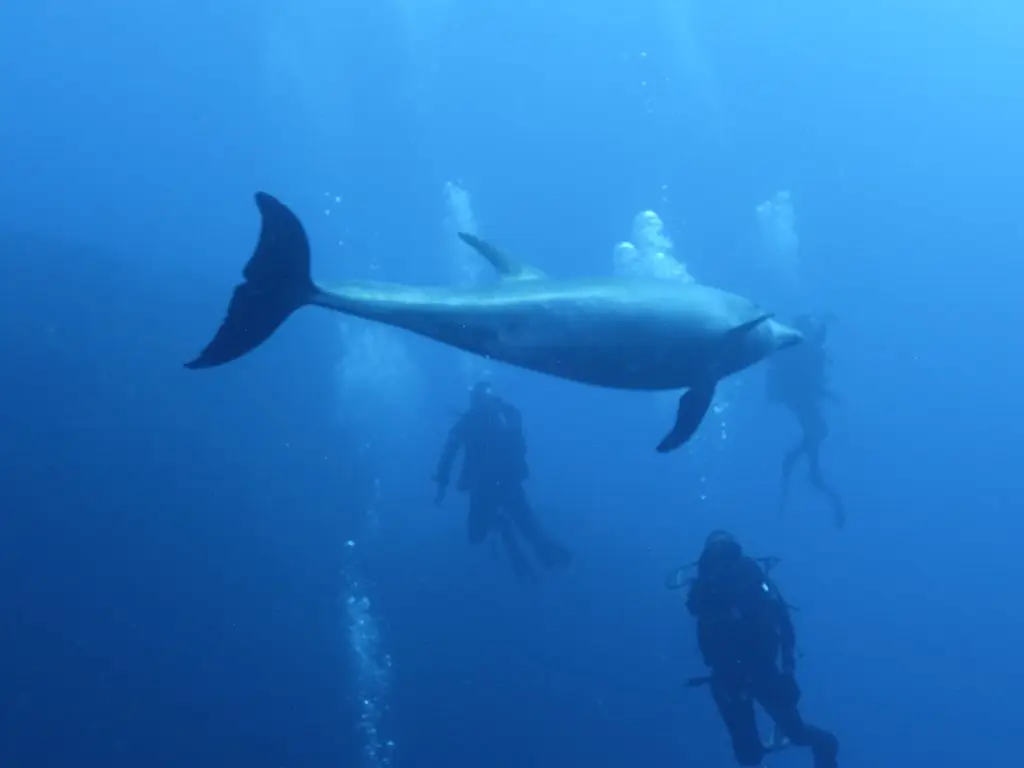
left=698, top=530, right=743, bottom=571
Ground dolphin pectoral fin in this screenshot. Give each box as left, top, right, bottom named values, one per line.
left=655, top=314, right=773, bottom=453
left=656, top=384, right=716, bottom=453
left=185, top=192, right=319, bottom=369
left=456, top=233, right=547, bottom=280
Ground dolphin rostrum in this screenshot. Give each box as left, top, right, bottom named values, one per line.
left=186, top=193, right=803, bottom=451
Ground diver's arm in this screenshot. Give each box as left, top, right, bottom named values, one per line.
left=504, top=401, right=523, bottom=431
left=765, top=364, right=783, bottom=404
left=433, top=417, right=465, bottom=488
left=685, top=583, right=704, bottom=617
left=504, top=403, right=529, bottom=478
left=814, top=313, right=837, bottom=346
left=776, top=598, right=797, bottom=673
left=754, top=562, right=797, bottom=671
left=509, top=404, right=526, bottom=451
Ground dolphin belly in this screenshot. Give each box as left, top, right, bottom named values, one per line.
left=316, top=282, right=715, bottom=390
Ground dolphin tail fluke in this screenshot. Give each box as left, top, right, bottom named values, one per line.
left=655, top=313, right=775, bottom=453
left=185, top=192, right=318, bottom=370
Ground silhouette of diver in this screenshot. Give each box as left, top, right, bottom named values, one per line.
left=766, top=314, right=846, bottom=528
left=432, top=381, right=571, bottom=582
left=676, top=531, right=840, bottom=768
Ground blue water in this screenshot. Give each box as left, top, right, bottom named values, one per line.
left=2, top=1, right=1022, bottom=766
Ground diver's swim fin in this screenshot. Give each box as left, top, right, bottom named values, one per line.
left=537, top=538, right=572, bottom=570
left=763, top=725, right=792, bottom=753
left=186, top=193, right=319, bottom=369
left=655, top=313, right=774, bottom=453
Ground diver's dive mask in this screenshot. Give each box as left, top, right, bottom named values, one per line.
left=470, top=380, right=495, bottom=408
left=664, top=531, right=780, bottom=591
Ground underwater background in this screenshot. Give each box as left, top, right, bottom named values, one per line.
left=1, top=1, right=1022, bottom=766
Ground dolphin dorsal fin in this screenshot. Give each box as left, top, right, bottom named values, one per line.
left=457, top=233, right=546, bottom=281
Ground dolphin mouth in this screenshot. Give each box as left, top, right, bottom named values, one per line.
left=775, top=323, right=804, bottom=351
left=781, top=332, right=803, bottom=349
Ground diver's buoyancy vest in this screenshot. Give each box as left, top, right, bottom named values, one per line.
left=691, top=557, right=782, bottom=667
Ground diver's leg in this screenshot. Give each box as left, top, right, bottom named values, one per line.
left=779, top=440, right=804, bottom=515
left=504, top=484, right=571, bottom=569
left=467, top=491, right=494, bottom=545
left=495, top=512, right=538, bottom=584
left=710, top=677, right=764, bottom=767
left=754, top=669, right=838, bottom=768
left=806, top=438, right=846, bottom=529
left=780, top=406, right=813, bottom=515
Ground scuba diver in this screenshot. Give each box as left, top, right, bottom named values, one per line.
left=673, top=531, right=839, bottom=768
left=432, top=380, right=571, bottom=582
left=766, top=313, right=846, bottom=528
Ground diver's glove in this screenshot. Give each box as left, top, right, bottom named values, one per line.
left=433, top=480, right=447, bottom=507
left=781, top=652, right=796, bottom=676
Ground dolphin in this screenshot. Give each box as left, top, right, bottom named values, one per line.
left=186, top=193, right=802, bottom=452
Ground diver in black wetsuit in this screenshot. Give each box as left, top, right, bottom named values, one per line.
left=767, top=313, right=846, bottom=528
left=683, top=531, right=839, bottom=768
left=432, top=381, right=571, bottom=582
